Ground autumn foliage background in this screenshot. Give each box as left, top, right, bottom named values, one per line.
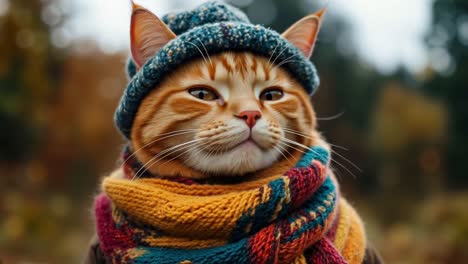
left=1, top=0, right=467, bottom=263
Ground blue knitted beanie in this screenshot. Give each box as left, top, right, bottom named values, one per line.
left=116, top=1, right=320, bottom=138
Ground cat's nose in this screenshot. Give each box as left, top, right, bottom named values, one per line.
left=236, top=110, right=262, bottom=128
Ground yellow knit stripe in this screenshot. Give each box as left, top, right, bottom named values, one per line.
left=333, top=199, right=352, bottom=251
left=142, top=236, right=226, bottom=249
left=331, top=199, right=366, bottom=264
left=340, top=201, right=366, bottom=264
left=270, top=176, right=290, bottom=222
left=126, top=248, right=147, bottom=258
left=137, top=174, right=281, bottom=196
left=291, top=254, right=307, bottom=264
left=103, top=177, right=278, bottom=240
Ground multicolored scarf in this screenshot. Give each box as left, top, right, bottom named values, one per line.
left=94, top=146, right=366, bottom=263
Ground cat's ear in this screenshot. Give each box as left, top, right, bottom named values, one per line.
left=130, top=3, right=176, bottom=68
left=281, top=9, right=325, bottom=58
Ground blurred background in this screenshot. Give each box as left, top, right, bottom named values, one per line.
left=1, top=0, right=467, bottom=263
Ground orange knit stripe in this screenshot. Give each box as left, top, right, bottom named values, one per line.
left=142, top=236, right=226, bottom=249
left=291, top=254, right=307, bottom=264
left=340, top=201, right=366, bottom=264
left=333, top=200, right=352, bottom=251
left=103, top=177, right=267, bottom=240
left=136, top=175, right=281, bottom=196
left=332, top=199, right=366, bottom=264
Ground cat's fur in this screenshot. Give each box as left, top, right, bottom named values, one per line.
left=130, top=52, right=323, bottom=179
left=85, top=3, right=383, bottom=263
left=127, top=5, right=324, bottom=180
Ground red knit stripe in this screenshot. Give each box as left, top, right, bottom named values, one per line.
left=248, top=224, right=278, bottom=264
left=326, top=203, right=340, bottom=241
left=304, top=238, right=348, bottom=264
left=287, top=161, right=327, bottom=208
left=95, top=194, right=136, bottom=257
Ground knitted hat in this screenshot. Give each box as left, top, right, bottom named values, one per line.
left=116, top=1, right=320, bottom=138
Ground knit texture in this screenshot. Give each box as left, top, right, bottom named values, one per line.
left=94, top=147, right=366, bottom=263
left=116, top=1, right=320, bottom=138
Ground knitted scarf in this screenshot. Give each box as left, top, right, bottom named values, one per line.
left=94, top=146, right=366, bottom=264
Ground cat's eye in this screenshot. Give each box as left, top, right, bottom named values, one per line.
left=259, top=88, right=284, bottom=101
left=188, top=87, right=219, bottom=101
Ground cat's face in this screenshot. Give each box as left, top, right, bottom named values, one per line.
left=128, top=5, right=324, bottom=177
left=131, top=52, right=317, bottom=176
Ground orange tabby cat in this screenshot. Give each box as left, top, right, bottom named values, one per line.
left=86, top=3, right=383, bottom=264
left=123, top=6, right=325, bottom=181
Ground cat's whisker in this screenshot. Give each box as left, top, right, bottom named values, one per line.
left=276, top=142, right=296, bottom=159
left=273, top=59, right=309, bottom=70
left=121, top=129, right=199, bottom=169
left=282, top=127, right=310, bottom=133
left=279, top=138, right=354, bottom=180
left=284, top=128, right=358, bottom=172
left=273, top=145, right=293, bottom=166
left=197, top=145, right=215, bottom=167
left=159, top=141, right=205, bottom=167
left=331, top=150, right=362, bottom=172
left=132, top=138, right=206, bottom=180
left=283, top=128, right=314, bottom=139
left=186, top=138, right=232, bottom=166
left=211, top=143, right=224, bottom=160
left=274, top=57, right=309, bottom=66
left=281, top=139, right=350, bottom=177
left=283, top=129, right=349, bottom=154
left=283, top=129, right=350, bottom=154
left=197, top=39, right=213, bottom=67
left=278, top=140, right=306, bottom=154
left=331, top=158, right=357, bottom=179
left=327, top=143, right=348, bottom=151
left=185, top=41, right=210, bottom=66
left=271, top=46, right=290, bottom=66
left=275, top=141, right=295, bottom=161
left=317, top=112, right=345, bottom=121
left=134, top=140, right=205, bottom=181
left=280, top=136, right=359, bottom=178
left=280, top=136, right=313, bottom=152
left=283, top=128, right=315, bottom=140
left=202, top=144, right=223, bottom=167
left=280, top=140, right=336, bottom=170
left=267, top=42, right=282, bottom=66
left=329, top=164, right=343, bottom=181
left=184, top=143, right=208, bottom=166
left=277, top=52, right=302, bottom=65
left=273, top=52, right=302, bottom=71
left=187, top=142, right=228, bottom=173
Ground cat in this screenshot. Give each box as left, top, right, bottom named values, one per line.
left=85, top=2, right=382, bottom=263
left=117, top=4, right=324, bottom=181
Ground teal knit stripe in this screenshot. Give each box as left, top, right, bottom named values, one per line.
left=230, top=147, right=329, bottom=242
left=129, top=178, right=336, bottom=263
left=230, top=179, right=287, bottom=241
left=283, top=176, right=336, bottom=242
left=296, top=146, right=329, bottom=167
left=134, top=238, right=250, bottom=264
